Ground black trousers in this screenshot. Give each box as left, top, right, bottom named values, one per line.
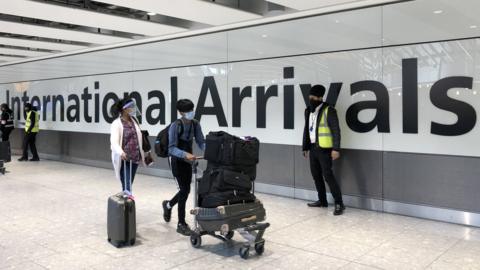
left=22, top=132, right=39, bottom=159
left=1, top=128, right=12, bottom=141
left=309, top=145, right=343, bottom=205
left=169, top=157, right=192, bottom=225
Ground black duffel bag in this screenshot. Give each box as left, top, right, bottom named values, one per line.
left=199, top=167, right=252, bottom=196
left=200, top=190, right=256, bottom=208
left=204, top=131, right=259, bottom=166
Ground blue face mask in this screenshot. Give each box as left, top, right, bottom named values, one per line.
left=184, top=111, right=195, bottom=120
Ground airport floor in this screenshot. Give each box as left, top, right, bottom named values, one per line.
left=1, top=158, right=480, bottom=270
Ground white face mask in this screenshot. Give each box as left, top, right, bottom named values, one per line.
left=184, top=111, right=195, bottom=120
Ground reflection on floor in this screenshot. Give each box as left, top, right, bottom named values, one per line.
left=1, top=158, right=479, bottom=270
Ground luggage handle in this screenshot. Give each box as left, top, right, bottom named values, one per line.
left=123, top=159, right=133, bottom=195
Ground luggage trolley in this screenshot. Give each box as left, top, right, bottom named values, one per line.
left=189, top=159, right=270, bottom=259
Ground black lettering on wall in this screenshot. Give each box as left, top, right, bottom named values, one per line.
left=284, top=85, right=294, bottom=129
left=346, top=81, right=390, bottom=133
left=102, top=92, right=119, bottom=124
left=146, top=90, right=166, bottom=125
left=21, top=91, right=29, bottom=108
left=42, top=95, right=51, bottom=121
left=300, top=84, right=312, bottom=107
left=52, top=95, right=65, bottom=121
left=94, top=81, right=100, bottom=123
left=325, top=83, right=343, bottom=107
left=11, top=96, right=21, bottom=120
left=67, top=94, right=80, bottom=122
left=81, top=87, right=92, bottom=123
left=232, top=86, right=252, bottom=127
left=430, top=76, right=476, bottom=136
left=256, top=85, right=278, bottom=128
left=170, top=76, right=178, bottom=123
left=403, top=58, right=418, bottom=133
left=196, top=76, right=228, bottom=127
left=31, top=96, right=41, bottom=110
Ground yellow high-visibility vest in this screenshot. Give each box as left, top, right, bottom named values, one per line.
left=317, top=107, right=333, bottom=148
left=25, top=111, right=40, bottom=133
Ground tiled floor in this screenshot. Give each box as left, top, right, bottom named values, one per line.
left=1, top=158, right=480, bottom=270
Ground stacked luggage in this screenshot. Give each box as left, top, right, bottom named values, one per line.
left=190, top=131, right=270, bottom=259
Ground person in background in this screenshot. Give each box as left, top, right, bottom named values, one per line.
left=18, top=103, right=40, bottom=162
left=162, top=99, right=206, bottom=236
left=0, top=103, right=14, bottom=141
left=302, top=85, right=345, bottom=215
left=110, top=98, right=146, bottom=197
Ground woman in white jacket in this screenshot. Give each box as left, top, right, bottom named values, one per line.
left=110, top=98, right=146, bottom=195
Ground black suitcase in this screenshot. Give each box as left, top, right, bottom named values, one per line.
left=107, top=161, right=136, bottom=247
left=195, top=200, right=266, bottom=232
left=0, top=141, right=11, bottom=163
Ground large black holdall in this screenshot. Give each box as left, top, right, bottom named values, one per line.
left=200, top=190, right=256, bottom=208
left=107, top=161, right=136, bottom=247
left=199, top=167, right=252, bottom=196
left=204, top=132, right=259, bottom=166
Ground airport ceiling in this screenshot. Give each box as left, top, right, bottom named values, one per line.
left=0, top=0, right=396, bottom=65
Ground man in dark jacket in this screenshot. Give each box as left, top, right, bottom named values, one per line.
left=0, top=103, right=14, bottom=141
left=302, top=85, right=345, bottom=215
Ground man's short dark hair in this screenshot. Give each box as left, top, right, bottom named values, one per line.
left=25, top=103, right=32, bottom=110
left=176, top=99, right=194, bottom=113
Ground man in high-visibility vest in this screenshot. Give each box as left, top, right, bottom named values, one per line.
left=18, top=103, right=40, bottom=162
left=302, top=85, right=344, bottom=215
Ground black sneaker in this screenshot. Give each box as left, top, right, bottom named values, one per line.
left=162, top=200, right=171, bottom=222
left=307, top=200, right=328, bottom=208
left=18, top=157, right=28, bottom=161
left=333, top=204, right=345, bottom=216
left=177, top=223, right=192, bottom=236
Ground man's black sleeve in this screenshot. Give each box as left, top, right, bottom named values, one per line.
left=27, top=112, right=35, bottom=133
left=302, top=109, right=310, bottom=151
left=327, top=107, right=341, bottom=151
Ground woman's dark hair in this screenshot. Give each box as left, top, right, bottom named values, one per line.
left=176, top=99, right=194, bottom=113
left=0, top=103, right=9, bottom=110
left=110, top=98, right=133, bottom=118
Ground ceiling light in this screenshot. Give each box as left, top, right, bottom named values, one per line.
left=147, top=12, right=156, bottom=16
left=433, top=10, right=443, bottom=14
left=470, top=25, right=478, bottom=29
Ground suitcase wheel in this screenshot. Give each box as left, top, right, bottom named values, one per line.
left=107, top=238, right=111, bottom=242
left=225, top=231, right=234, bottom=240
left=239, top=245, right=250, bottom=259
left=254, top=240, right=265, bottom=255
left=190, top=233, right=202, bottom=248
left=130, top=239, right=135, bottom=246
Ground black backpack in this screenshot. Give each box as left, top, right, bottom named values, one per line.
left=154, top=119, right=197, bottom=158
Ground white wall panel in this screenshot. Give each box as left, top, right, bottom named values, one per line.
left=228, top=7, right=381, bottom=61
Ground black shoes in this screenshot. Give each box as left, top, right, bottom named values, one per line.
left=177, top=223, right=192, bottom=236
left=29, top=158, right=40, bottom=162
left=18, top=157, right=28, bottom=161
left=162, top=200, right=171, bottom=222
left=333, top=204, right=346, bottom=216
left=307, top=200, right=329, bottom=208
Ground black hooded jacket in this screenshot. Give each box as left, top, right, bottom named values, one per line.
left=302, top=103, right=341, bottom=151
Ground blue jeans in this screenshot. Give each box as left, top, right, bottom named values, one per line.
left=120, top=161, right=138, bottom=192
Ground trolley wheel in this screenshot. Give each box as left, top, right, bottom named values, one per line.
left=254, top=241, right=265, bottom=255
left=225, top=231, right=234, bottom=240
left=239, top=246, right=250, bottom=259
left=190, top=233, right=202, bottom=248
